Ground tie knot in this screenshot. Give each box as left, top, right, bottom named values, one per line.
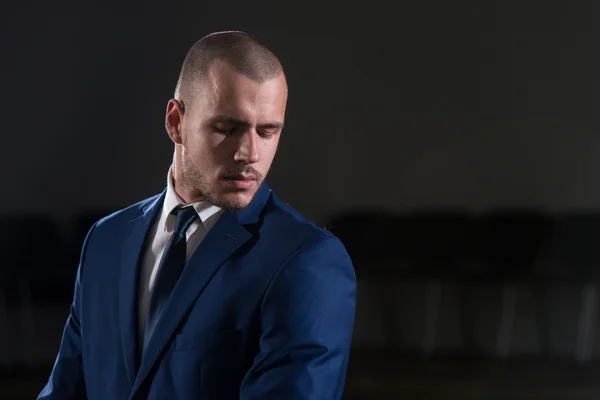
left=172, top=206, right=199, bottom=236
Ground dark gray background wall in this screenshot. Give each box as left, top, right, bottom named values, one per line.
left=2, top=1, right=599, bottom=225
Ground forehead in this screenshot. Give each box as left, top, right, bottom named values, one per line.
left=195, top=61, right=287, bottom=121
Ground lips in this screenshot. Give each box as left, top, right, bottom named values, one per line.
left=224, top=174, right=257, bottom=181
left=221, top=175, right=257, bottom=190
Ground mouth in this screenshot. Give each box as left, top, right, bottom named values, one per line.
left=224, top=174, right=257, bottom=181
left=221, top=175, right=258, bottom=189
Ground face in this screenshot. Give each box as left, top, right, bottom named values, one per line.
left=166, top=60, right=287, bottom=211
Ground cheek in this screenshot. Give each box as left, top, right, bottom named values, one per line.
left=263, top=138, right=280, bottom=160
left=211, top=135, right=241, bottom=161
left=256, top=141, right=279, bottom=173
left=183, top=138, right=212, bottom=171
left=191, top=133, right=218, bottom=158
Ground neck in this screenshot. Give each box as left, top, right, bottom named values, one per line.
left=170, top=162, right=197, bottom=204
left=171, top=176, right=200, bottom=205
left=172, top=148, right=209, bottom=204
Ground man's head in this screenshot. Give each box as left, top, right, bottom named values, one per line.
left=166, top=31, right=287, bottom=211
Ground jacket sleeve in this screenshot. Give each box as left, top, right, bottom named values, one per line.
left=239, top=236, right=357, bottom=400
left=37, top=223, right=97, bottom=399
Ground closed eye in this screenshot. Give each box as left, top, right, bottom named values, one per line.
left=215, top=127, right=236, bottom=135
left=258, top=129, right=279, bottom=139
left=214, top=122, right=239, bottom=135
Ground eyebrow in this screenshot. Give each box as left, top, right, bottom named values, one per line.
left=213, top=115, right=284, bottom=130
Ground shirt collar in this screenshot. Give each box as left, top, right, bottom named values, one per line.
left=162, top=166, right=223, bottom=232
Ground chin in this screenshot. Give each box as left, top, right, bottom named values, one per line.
left=214, top=191, right=254, bottom=211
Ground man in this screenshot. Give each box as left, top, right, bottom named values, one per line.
left=38, top=31, right=356, bottom=399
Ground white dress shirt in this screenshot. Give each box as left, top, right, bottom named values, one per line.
left=137, top=167, right=223, bottom=346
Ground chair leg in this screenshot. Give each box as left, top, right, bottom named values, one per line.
left=382, top=279, right=398, bottom=349
left=496, top=283, right=518, bottom=358
left=576, top=283, right=597, bottom=363
left=422, top=281, right=442, bottom=355
left=532, top=284, right=549, bottom=356
left=18, top=276, right=36, bottom=367
left=458, top=281, right=474, bottom=354
left=0, top=287, right=9, bottom=368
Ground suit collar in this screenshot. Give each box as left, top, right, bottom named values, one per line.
left=234, top=181, right=271, bottom=225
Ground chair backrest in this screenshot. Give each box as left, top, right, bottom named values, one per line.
left=0, top=214, right=67, bottom=303
left=538, top=212, right=600, bottom=279
left=471, top=208, right=554, bottom=278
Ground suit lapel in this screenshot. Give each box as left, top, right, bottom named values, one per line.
left=119, top=192, right=165, bottom=388
left=131, top=211, right=252, bottom=395
left=130, top=183, right=272, bottom=398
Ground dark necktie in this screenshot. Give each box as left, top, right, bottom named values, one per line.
left=143, top=205, right=199, bottom=352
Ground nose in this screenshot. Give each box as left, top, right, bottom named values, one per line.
left=234, top=129, right=260, bottom=164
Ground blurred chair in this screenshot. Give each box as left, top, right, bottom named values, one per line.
left=534, top=212, right=600, bottom=363
left=469, top=209, right=553, bottom=359
left=0, top=214, right=67, bottom=367
left=327, top=209, right=398, bottom=279
left=328, top=210, right=398, bottom=349
left=391, top=209, right=472, bottom=356
left=330, top=209, right=473, bottom=357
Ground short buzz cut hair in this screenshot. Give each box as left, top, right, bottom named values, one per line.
left=174, top=31, right=283, bottom=105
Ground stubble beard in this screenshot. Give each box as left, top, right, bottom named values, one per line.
left=179, top=158, right=257, bottom=212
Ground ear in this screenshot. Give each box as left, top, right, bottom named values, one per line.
left=165, top=99, right=185, bottom=144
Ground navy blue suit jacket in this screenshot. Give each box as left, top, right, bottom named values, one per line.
left=38, top=184, right=356, bottom=399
